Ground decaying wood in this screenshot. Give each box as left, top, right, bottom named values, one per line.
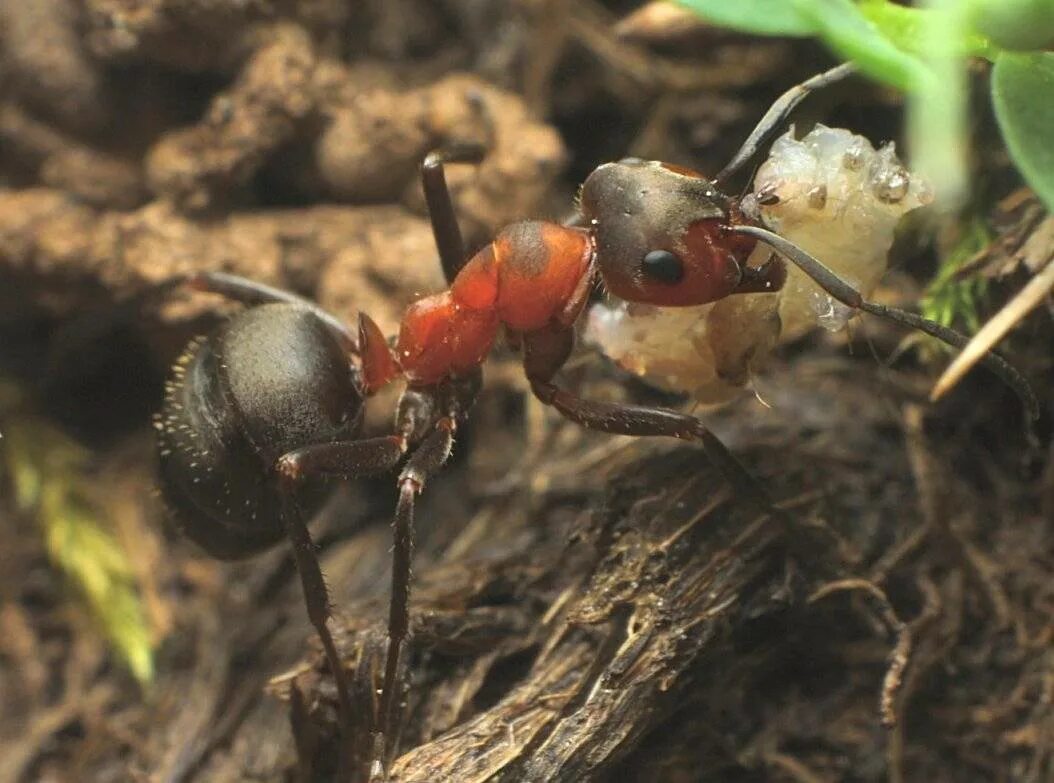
left=269, top=449, right=801, bottom=782
left=393, top=471, right=780, bottom=781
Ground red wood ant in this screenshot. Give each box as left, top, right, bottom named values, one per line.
left=153, top=63, right=1035, bottom=778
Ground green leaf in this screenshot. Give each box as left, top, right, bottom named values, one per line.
left=906, top=0, right=972, bottom=211
left=673, top=0, right=939, bottom=92
left=968, top=0, right=1054, bottom=51
left=672, top=0, right=817, bottom=37
left=794, top=0, right=932, bottom=92
left=991, top=52, right=1054, bottom=212
left=860, top=0, right=998, bottom=60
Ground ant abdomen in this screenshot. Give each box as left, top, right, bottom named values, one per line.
left=155, top=303, right=364, bottom=560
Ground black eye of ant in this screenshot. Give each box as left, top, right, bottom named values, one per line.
left=641, top=249, right=685, bottom=284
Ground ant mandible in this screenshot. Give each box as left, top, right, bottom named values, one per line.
left=153, top=63, right=1035, bottom=778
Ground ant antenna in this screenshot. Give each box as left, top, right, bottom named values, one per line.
left=729, top=224, right=1040, bottom=421
left=715, top=62, right=856, bottom=185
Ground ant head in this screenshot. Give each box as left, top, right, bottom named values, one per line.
left=580, top=159, right=757, bottom=306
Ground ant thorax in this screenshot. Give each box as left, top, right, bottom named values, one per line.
left=584, top=124, right=933, bottom=403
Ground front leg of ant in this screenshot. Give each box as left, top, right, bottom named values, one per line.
left=531, top=378, right=787, bottom=517
left=274, top=436, right=408, bottom=774
left=421, top=144, right=487, bottom=284
left=522, top=325, right=787, bottom=523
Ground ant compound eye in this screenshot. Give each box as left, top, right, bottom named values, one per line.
left=641, top=249, right=684, bottom=285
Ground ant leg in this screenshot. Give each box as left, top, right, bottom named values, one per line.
left=523, top=324, right=846, bottom=568
left=274, top=437, right=408, bottom=761
left=421, top=145, right=486, bottom=284
left=374, top=419, right=457, bottom=769
left=530, top=377, right=787, bottom=520
left=729, top=224, right=1039, bottom=420
left=521, top=326, right=788, bottom=522
left=179, top=271, right=357, bottom=348
left=278, top=492, right=356, bottom=772
left=715, top=62, right=856, bottom=184
left=373, top=374, right=480, bottom=776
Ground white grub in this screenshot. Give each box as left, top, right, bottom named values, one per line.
left=747, top=124, right=932, bottom=340
left=585, top=243, right=780, bottom=404
left=584, top=125, right=931, bottom=401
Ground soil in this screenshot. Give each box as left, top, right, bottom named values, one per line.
left=0, top=2, right=1052, bottom=782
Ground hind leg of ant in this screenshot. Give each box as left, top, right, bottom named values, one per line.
left=422, top=145, right=487, bottom=284
left=277, top=492, right=356, bottom=777
left=715, top=62, right=857, bottom=183
left=178, top=271, right=357, bottom=347
left=729, top=224, right=1039, bottom=420
left=274, top=438, right=409, bottom=759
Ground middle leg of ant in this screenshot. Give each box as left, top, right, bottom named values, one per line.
left=421, top=144, right=487, bottom=284
left=275, top=436, right=408, bottom=770
left=729, top=224, right=1039, bottom=420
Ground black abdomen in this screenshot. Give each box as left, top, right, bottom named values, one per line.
left=156, top=304, right=363, bottom=559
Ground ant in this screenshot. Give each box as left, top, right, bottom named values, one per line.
left=153, top=63, right=1035, bottom=779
